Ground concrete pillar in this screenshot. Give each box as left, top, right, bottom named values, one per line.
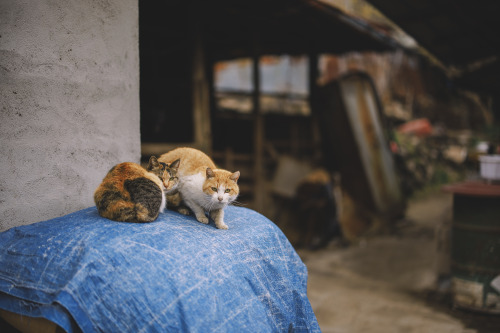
left=0, top=0, right=140, bottom=230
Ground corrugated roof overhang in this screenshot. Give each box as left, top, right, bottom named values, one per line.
left=203, top=0, right=399, bottom=61
left=366, top=0, right=500, bottom=93
left=142, top=0, right=398, bottom=62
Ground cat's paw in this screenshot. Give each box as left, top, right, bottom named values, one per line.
left=178, top=207, right=190, bottom=215
left=215, top=222, right=228, bottom=230
left=196, top=216, right=209, bottom=224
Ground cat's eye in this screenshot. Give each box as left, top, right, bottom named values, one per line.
left=225, top=189, right=231, bottom=193
left=169, top=177, right=175, bottom=181
left=211, top=187, right=217, bottom=192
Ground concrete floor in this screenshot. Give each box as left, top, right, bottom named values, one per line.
left=299, top=191, right=500, bottom=333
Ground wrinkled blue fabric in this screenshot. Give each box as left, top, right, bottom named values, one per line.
left=0, top=206, right=320, bottom=332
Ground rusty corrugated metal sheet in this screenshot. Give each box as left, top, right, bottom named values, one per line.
left=316, top=71, right=404, bottom=216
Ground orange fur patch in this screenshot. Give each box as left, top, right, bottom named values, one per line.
left=159, top=147, right=216, bottom=176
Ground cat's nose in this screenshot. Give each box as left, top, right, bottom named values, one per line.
left=218, top=196, right=223, bottom=202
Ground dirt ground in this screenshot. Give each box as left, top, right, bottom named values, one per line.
left=298, top=191, right=500, bottom=333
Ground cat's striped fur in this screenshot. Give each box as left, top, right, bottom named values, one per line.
left=94, top=156, right=180, bottom=222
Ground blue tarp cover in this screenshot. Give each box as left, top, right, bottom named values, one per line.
left=0, top=206, right=320, bottom=332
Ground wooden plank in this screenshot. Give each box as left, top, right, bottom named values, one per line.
left=191, top=18, right=212, bottom=155
left=308, top=53, right=323, bottom=162
left=253, top=35, right=264, bottom=213
left=0, top=309, right=59, bottom=333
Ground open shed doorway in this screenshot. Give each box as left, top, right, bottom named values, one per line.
left=138, top=1, right=323, bottom=213
left=139, top=2, right=329, bottom=243
left=137, top=0, right=404, bottom=249
left=211, top=55, right=322, bottom=212
left=139, top=1, right=195, bottom=157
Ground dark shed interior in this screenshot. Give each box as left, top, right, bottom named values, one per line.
left=138, top=0, right=398, bottom=147
left=138, top=0, right=404, bottom=223
left=366, top=0, right=500, bottom=94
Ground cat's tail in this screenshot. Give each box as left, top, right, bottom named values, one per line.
left=94, top=190, right=158, bottom=223
left=133, top=202, right=159, bottom=222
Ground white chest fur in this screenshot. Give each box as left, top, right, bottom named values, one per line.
left=159, top=185, right=167, bottom=213
left=179, top=173, right=206, bottom=204
left=179, top=172, right=225, bottom=211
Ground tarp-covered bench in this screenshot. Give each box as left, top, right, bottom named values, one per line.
left=0, top=206, right=320, bottom=332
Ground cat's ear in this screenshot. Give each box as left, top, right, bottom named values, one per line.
left=170, top=159, right=180, bottom=171
left=148, top=156, right=160, bottom=170
left=206, top=168, right=215, bottom=178
left=230, top=171, right=240, bottom=182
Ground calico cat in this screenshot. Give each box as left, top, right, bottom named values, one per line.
left=158, top=147, right=239, bottom=230
left=94, top=156, right=180, bottom=223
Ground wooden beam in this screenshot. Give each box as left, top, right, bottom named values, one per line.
left=253, top=35, right=264, bottom=213
left=192, top=18, right=212, bottom=154
left=308, top=53, right=322, bottom=162
left=0, top=309, right=59, bottom=333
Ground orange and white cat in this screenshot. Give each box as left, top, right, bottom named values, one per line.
left=159, top=147, right=239, bottom=229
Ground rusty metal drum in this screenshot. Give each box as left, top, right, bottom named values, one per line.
left=443, top=181, right=500, bottom=313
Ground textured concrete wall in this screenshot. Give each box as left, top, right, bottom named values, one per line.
left=0, top=0, right=140, bottom=231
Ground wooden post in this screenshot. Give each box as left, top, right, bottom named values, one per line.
left=225, top=146, right=234, bottom=171
left=192, top=20, right=212, bottom=154
left=253, top=37, right=264, bottom=213
left=308, top=53, right=322, bottom=162
left=308, top=53, right=319, bottom=115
